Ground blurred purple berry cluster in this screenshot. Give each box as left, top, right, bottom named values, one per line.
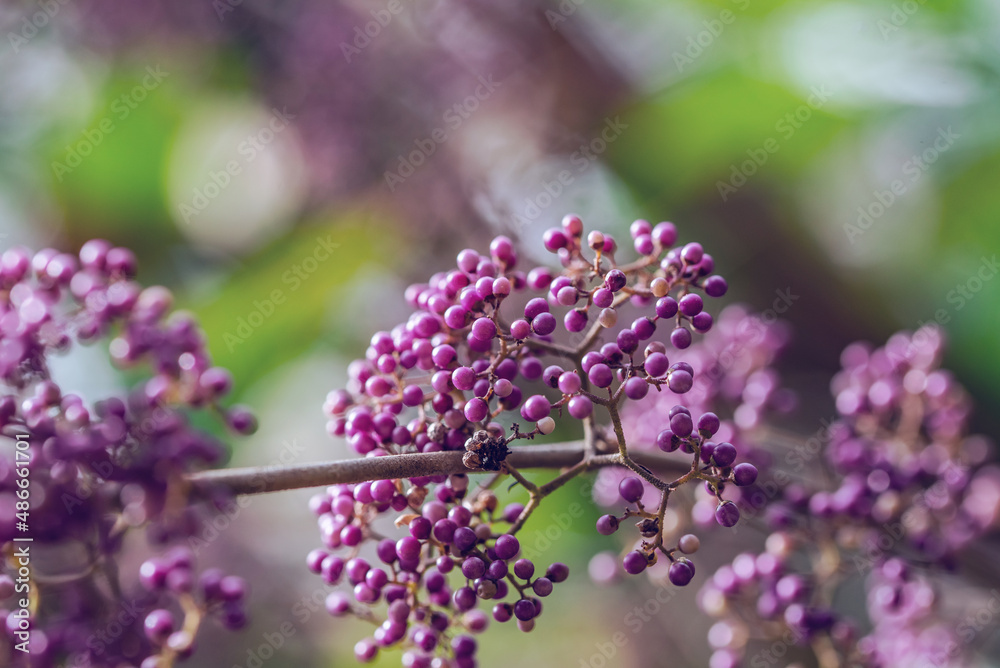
left=0, top=242, right=255, bottom=667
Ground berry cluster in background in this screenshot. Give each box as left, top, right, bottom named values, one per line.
left=0, top=242, right=255, bottom=667
left=0, top=216, right=997, bottom=668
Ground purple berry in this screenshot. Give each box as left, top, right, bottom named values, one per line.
left=623, top=551, right=648, bottom=575
left=619, top=476, right=644, bottom=503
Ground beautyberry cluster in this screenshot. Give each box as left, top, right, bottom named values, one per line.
left=698, top=326, right=1000, bottom=668
left=305, top=474, right=568, bottom=667
left=0, top=242, right=255, bottom=667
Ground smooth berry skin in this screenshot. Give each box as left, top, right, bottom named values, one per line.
left=618, top=476, right=644, bottom=503
left=510, top=319, right=531, bottom=339
left=624, top=377, right=649, bottom=400
left=144, top=609, right=174, bottom=643
left=568, top=395, right=593, bottom=419
left=623, top=551, right=648, bottom=575
left=495, top=535, right=520, bottom=561
left=681, top=242, right=704, bottom=264
left=652, top=221, right=677, bottom=247
left=493, top=603, right=513, bottom=622
left=514, top=559, right=535, bottom=580
left=546, top=563, right=569, bottom=583
left=712, top=443, right=737, bottom=468
left=704, top=275, right=728, bottom=297
left=698, top=412, right=720, bottom=435
left=521, top=395, right=551, bottom=422
left=543, top=228, right=569, bottom=252
left=716, top=501, right=741, bottom=527
left=433, top=519, right=457, bottom=543
left=596, top=514, right=619, bottom=535
left=633, top=317, right=656, bottom=340
left=471, top=318, right=497, bottom=341
left=488, top=560, right=509, bottom=580
left=565, top=309, right=588, bottom=332
left=557, top=285, right=578, bottom=306
left=678, top=534, right=700, bottom=554
left=593, top=288, right=614, bottom=308
left=588, top=363, right=613, bottom=388
left=605, top=269, right=627, bottom=292
left=657, top=428, right=678, bottom=452
left=668, top=560, right=695, bottom=586
left=410, top=517, right=432, bottom=540
left=396, top=536, right=421, bottom=562
left=513, top=599, right=536, bottom=621
left=532, top=577, right=554, bottom=597
left=679, top=293, right=703, bottom=317
left=371, top=479, right=395, bottom=503
left=524, top=298, right=549, bottom=319
left=616, top=329, right=638, bottom=354
left=532, top=313, right=557, bottom=336
left=644, top=352, right=669, bottom=378
left=733, top=463, right=759, bottom=486
left=692, top=312, right=713, bottom=332
left=656, top=296, right=678, bottom=319
left=558, top=371, right=582, bottom=395
left=670, top=327, right=693, bottom=349
left=462, top=557, right=486, bottom=580
left=670, top=412, right=693, bottom=438
left=667, top=369, right=693, bottom=394
left=464, top=398, right=489, bottom=423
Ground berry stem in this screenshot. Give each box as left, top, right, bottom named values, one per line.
left=186, top=441, right=690, bottom=496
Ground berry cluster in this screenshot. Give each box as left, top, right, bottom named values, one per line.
left=324, top=215, right=729, bottom=456
left=857, top=558, right=964, bottom=667
left=588, top=304, right=789, bottom=584
left=319, top=215, right=736, bottom=665
left=138, top=549, right=250, bottom=663
left=305, top=475, right=568, bottom=666
left=697, top=326, right=1000, bottom=668
left=0, top=242, right=254, bottom=666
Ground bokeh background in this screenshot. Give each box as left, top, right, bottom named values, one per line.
left=1, top=0, right=999, bottom=665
